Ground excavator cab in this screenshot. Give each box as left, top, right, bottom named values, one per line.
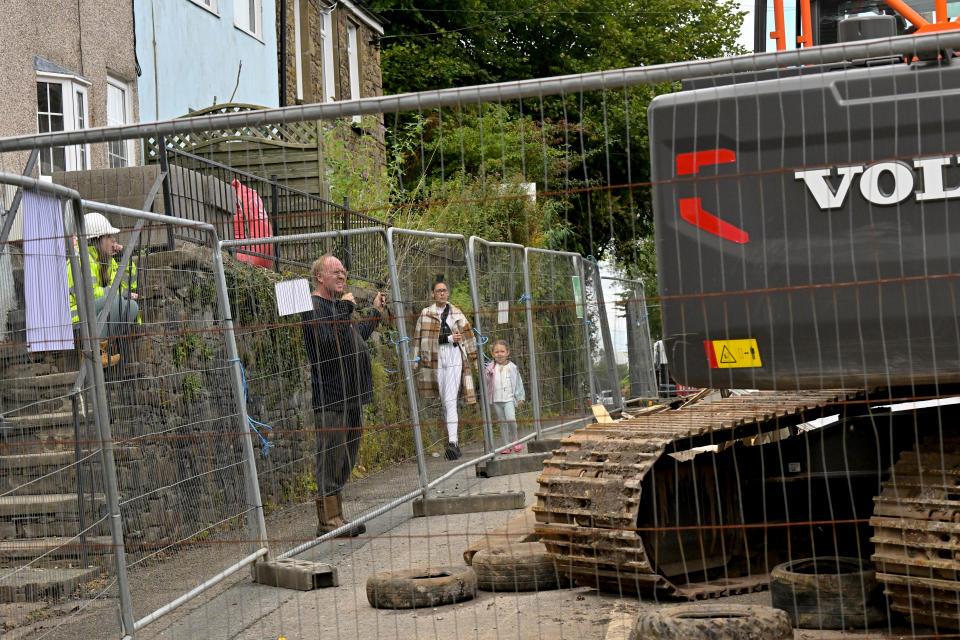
left=754, top=0, right=959, bottom=52
left=650, top=0, right=960, bottom=391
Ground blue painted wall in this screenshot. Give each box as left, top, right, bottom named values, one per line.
left=135, top=0, right=278, bottom=121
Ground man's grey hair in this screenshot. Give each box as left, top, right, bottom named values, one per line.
left=310, top=253, right=337, bottom=283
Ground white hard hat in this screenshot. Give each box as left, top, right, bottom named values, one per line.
left=83, top=212, right=119, bottom=238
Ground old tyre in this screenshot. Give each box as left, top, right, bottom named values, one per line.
left=472, top=542, right=564, bottom=592
left=770, top=556, right=886, bottom=629
left=635, top=604, right=792, bottom=639
left=366, top=566, right=476, bottom=609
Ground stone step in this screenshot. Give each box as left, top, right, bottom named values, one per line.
left=0, top=425, right=91, bottom=455
left=0, top=565, right=101, bottom=602
left=1, top=410, right=89, bottom=432
left=0, top=447, right=140, bottom=495
left=1, top=397, right=73, bottom=418
left=0, top=536, right=112, bottom=561
left=0, top=369, right=78, bottom=391
left=1, top=446, right=141, bottom=472
left=0, top=369, right=79, bottom=403
left=0, top=493, right=105, bottom=518
left=0, top=450, right=98, bottom=496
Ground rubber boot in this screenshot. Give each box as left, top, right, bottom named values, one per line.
left=100, top=340, right=120, bottom=368
left=315, top=495, right=365, bottom=537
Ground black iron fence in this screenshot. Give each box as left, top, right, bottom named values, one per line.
left=152, top=143, right=387, bottom=279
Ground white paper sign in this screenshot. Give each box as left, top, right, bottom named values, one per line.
left=497, top=300, right=509, bottom=324
left=275, top=279, right=313, bottom=316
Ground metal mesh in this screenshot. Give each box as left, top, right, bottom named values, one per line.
left=525, top=250, right=590, bottom=429
left=4, top=29, right=960, bottom=640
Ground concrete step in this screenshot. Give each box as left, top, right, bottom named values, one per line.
left=0, top=493, right=105, bottom=518
left=1, top=410, right=87, bottom=431
left=0, top=447, right=140, bottom=495
left=0, top=425, right=91, bottom=455
left=0, top=565, right=101, bottom=602
left=0, top=450, right=97, bottom=495
left=0, top=536, right=112, bottom=561
left=0, top=495, right=108, bottom=539
left=1, top=397, right=73, bottom=417
left=0, top=370, right=79, bottom=403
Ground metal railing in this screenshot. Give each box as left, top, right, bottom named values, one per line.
left=155, top=145, right=387, bottom=277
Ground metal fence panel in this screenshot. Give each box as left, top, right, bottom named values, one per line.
left=5, top=31, right=960, bottom=639
left=524, top=248, right=590, bottom=431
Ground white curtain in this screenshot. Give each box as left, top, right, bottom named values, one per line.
left=22, top=189, right=73, bottom=351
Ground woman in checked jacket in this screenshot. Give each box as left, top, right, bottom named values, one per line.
left=412, top=278, right=479, bottom=460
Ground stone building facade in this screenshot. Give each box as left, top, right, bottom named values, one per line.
left=278, top=0, right=384, bottom=107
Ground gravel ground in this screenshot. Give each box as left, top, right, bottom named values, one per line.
left=5, top=423, right=937, bottom=640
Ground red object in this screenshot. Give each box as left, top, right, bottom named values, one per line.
left=674, top=384, right=701, bottom=396
left=679, top=198, right=750, bottom=244
left=231, top=180, right=275, bottom=269
left=675, top=150, right=736, bottom=176
left=675, top=149, right=749, bottom=244
left=704, top=340, right=719, bottom=368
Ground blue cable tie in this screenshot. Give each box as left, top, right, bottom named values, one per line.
left=517, top=293, right=531, bottom=304
left=384, top=331, right=420, bottom=374
left=585, top=254, right=599, bottom=265
left=472, top=327, right=493, bottom=366
left=226, top=357, right=274, bottom=455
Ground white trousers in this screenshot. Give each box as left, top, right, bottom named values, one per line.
left=437, top=343, right=463, bottom=444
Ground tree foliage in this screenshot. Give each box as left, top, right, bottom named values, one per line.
left=370, top=0, right=746, bottom=93
left=367, top=0, right=745, bottom=278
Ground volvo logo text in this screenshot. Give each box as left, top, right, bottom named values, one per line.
left=795, top=155, right=960, bottom=209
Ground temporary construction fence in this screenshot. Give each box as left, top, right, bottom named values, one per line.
left=602, top=275, right=658, bottom=402
left=581, top=258, right=623, bottom=411
left=467, top=237, right=536, bottom=448
left=2, top=28, right=960, bottom=640
left=0, top=171, right=269, bottom=637
left=524, top=247, right=590, bottom=432
left=0, top=170, right=610, bottom=637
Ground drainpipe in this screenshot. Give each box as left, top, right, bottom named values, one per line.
left=279, top=0, right=287, bottom=107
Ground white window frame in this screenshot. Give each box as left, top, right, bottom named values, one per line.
left=320, top=9, right=336, bottom=102
left=347, top=22, right=361, bottom=122
left=233, top=0, right=263, bottom=41
left=187, top=0, right=219, bottom=15
left=36, top=73, right=91, bottom=178
left=106, top=76, right=135, bottom=169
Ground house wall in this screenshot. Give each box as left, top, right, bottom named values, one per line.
left=278, top=0, right=382, bottom=106
left=0, top=1, right=139, bottom=171
left=332, top=6, right=382, bottom=104
left=135, top=0, right=279, bottom=121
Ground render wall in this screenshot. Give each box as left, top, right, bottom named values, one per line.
left=0, top=1, right=139, bottom=172
left=134, top=0, right=279, bottom=121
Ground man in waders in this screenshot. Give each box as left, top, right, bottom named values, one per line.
left=300, top=254, right=386, bottom=536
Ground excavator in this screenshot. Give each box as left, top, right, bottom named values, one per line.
left=535, top=0, right=960, bottom=629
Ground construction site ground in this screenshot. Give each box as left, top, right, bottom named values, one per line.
left=2, top=426, right=931, bottom=640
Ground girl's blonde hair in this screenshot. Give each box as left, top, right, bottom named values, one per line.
left=491, top=340, right=510, bottom=351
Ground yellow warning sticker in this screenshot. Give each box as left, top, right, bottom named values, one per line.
left=705, top=338, right=762, bottom=369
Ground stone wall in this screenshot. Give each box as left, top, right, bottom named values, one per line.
left=111, top=242, right=402, bottom=548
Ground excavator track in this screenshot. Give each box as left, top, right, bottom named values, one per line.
left=871, top=434, right=960, bottom=630
left=534, top=390, right=862, bottom=599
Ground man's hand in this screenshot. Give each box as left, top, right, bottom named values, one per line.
left=373, top=292, right=387, bottom=313
left=341, top=292, right=356, bottom=304
left=451, top=331, right=462, bottom=343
